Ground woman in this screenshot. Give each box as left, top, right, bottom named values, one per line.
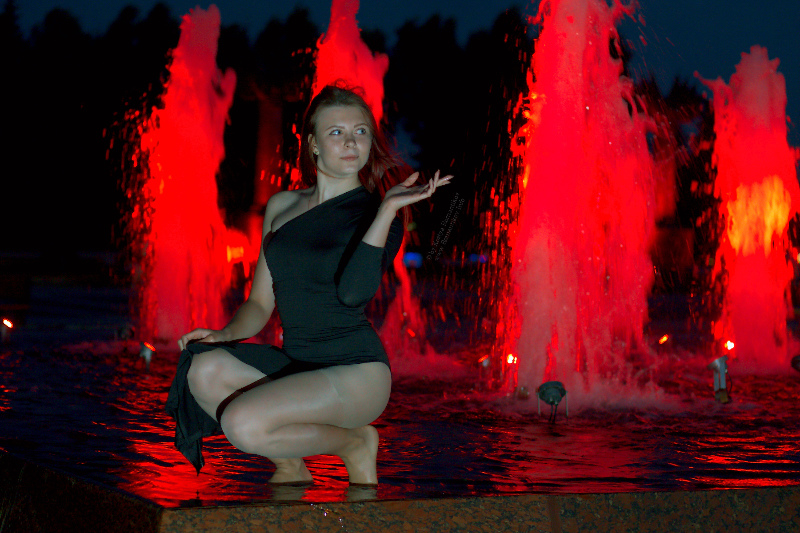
left=166, top=84, right=451, bottom=485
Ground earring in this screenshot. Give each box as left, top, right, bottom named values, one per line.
left=313, top=147, right=319, bottom=155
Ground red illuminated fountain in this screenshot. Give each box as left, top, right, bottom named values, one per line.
left=507, top=0, right=656, bottom=403
left=312, top=0, right=388, bottom=122
left=137, top=5, right=252, bottom=341
left=700, top=46, right=799, bottom=372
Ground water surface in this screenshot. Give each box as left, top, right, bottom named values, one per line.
left=1, top=340, right=798, bottom=507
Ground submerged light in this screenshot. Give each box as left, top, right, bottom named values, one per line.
left=139, top=341, right=156, bottom=369
left=1, top=318, right=12, bottom=343
left=536, top=381, right=568, bottom=422
left=658, top=334, right=669, bottom=345
left=708, top=355, right=731, bottom=404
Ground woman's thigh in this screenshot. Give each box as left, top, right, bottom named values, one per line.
left=223, top=362, right=392, bottom=431
left=188, top=348, right=268, bottom=402
left=319, top=362, right=392, bottom=427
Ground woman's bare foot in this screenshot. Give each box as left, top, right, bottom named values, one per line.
left=338, top=425, right=379, bottom=485
left=268, top=457, right=314, bottom=485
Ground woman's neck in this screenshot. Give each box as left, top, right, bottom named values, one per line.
left=311, top=173, right=361, bottom=205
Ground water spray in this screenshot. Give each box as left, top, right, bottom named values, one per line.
left=700, top=46, right=799, bottom=371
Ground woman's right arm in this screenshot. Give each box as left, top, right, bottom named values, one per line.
left=177, top=192, right=292, bottom=350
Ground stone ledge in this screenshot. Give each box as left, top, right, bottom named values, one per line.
left=0, top=452, right=161, bottom=533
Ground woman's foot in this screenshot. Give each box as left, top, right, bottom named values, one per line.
left=268, top=457, right=314, bottom=485
left=339, top=425, right=379, bottom=485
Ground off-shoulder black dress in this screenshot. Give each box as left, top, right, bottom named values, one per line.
left=165, top=186, right=404, bottom=472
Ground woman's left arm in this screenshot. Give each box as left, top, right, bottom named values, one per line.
left=361, top=171, right=452, bottom=248
left=335, top=171, right=452, bottom=307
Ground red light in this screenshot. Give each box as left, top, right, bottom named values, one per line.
left=725, top=340, right=735, bottom=351
left=506, top=354, right=517, bottom=364
left=658, top=334, right=669, bottom=345
left=405, top=328, right=416, bottom=338
left=143, top=342, right=155, bottom=351
left=226, top=245, right=245, bottom=263
left=2, top=319, right=12, bottom=328
left=477, top=355, right=489, bottom=364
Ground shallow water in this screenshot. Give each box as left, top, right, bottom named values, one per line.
left=1, top=335, right=799, bottom=507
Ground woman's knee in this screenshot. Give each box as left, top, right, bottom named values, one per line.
left=187, top=350, right=228, bottom=398
left=220, top=402, right=274, bottom=454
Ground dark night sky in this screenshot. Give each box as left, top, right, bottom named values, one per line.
left=18, top=0, right=800, bottom=144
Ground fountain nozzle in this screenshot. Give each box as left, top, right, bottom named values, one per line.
left=139, top=341, right=155, bottom=369
left=537, top=381, right=567, bottom=422
left=1, top=318, right=12, bottom=343
left=708, top=355, right=731, bottom=403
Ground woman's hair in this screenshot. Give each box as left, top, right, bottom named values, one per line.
left=299, top=82, right=407, bottom=195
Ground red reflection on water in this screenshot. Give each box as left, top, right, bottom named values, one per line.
left=701, top=46, right=799, bottom=372
left=3, top=347, right=799, bottom=506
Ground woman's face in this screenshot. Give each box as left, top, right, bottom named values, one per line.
left=310, top=105, right=372, bottom=181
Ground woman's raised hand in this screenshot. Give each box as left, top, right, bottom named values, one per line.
left=383, top=170, right=453, bottom=211
left=177, top=328, right=227, bottom=351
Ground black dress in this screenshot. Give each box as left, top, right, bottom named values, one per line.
left=165, top=186, right=404, bottom=473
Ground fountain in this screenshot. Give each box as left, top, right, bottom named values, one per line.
left=700, top=46, right=799, bottom=373
left=507, top=0, right=656, bottom=402
left=312, top=0, right=388, bottom=122
left=135, top=5, right=252, bottom=341
left=2, top=2, right=800, bottom=531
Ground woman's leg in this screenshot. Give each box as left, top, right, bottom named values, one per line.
left=219, top=362, right=392, bottom=484
left=186, top=348, right=267, bottom=416
left=186, top=348, right=312, bottom=483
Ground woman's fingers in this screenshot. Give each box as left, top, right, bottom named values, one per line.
left=177, top=328, right=217, bottom=350
left=433, top=170, right=454, bottom=186
left=385, top=170, right=455, bottom=210
left=403, top=172, right=420, bottom=186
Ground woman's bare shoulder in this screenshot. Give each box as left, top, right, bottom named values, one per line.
left=267, top=189, right=301, bottom=210
left=264, top=189, right=308, bottom=231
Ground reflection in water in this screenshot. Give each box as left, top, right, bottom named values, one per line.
left=0, top=344, right=798, bottom=507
